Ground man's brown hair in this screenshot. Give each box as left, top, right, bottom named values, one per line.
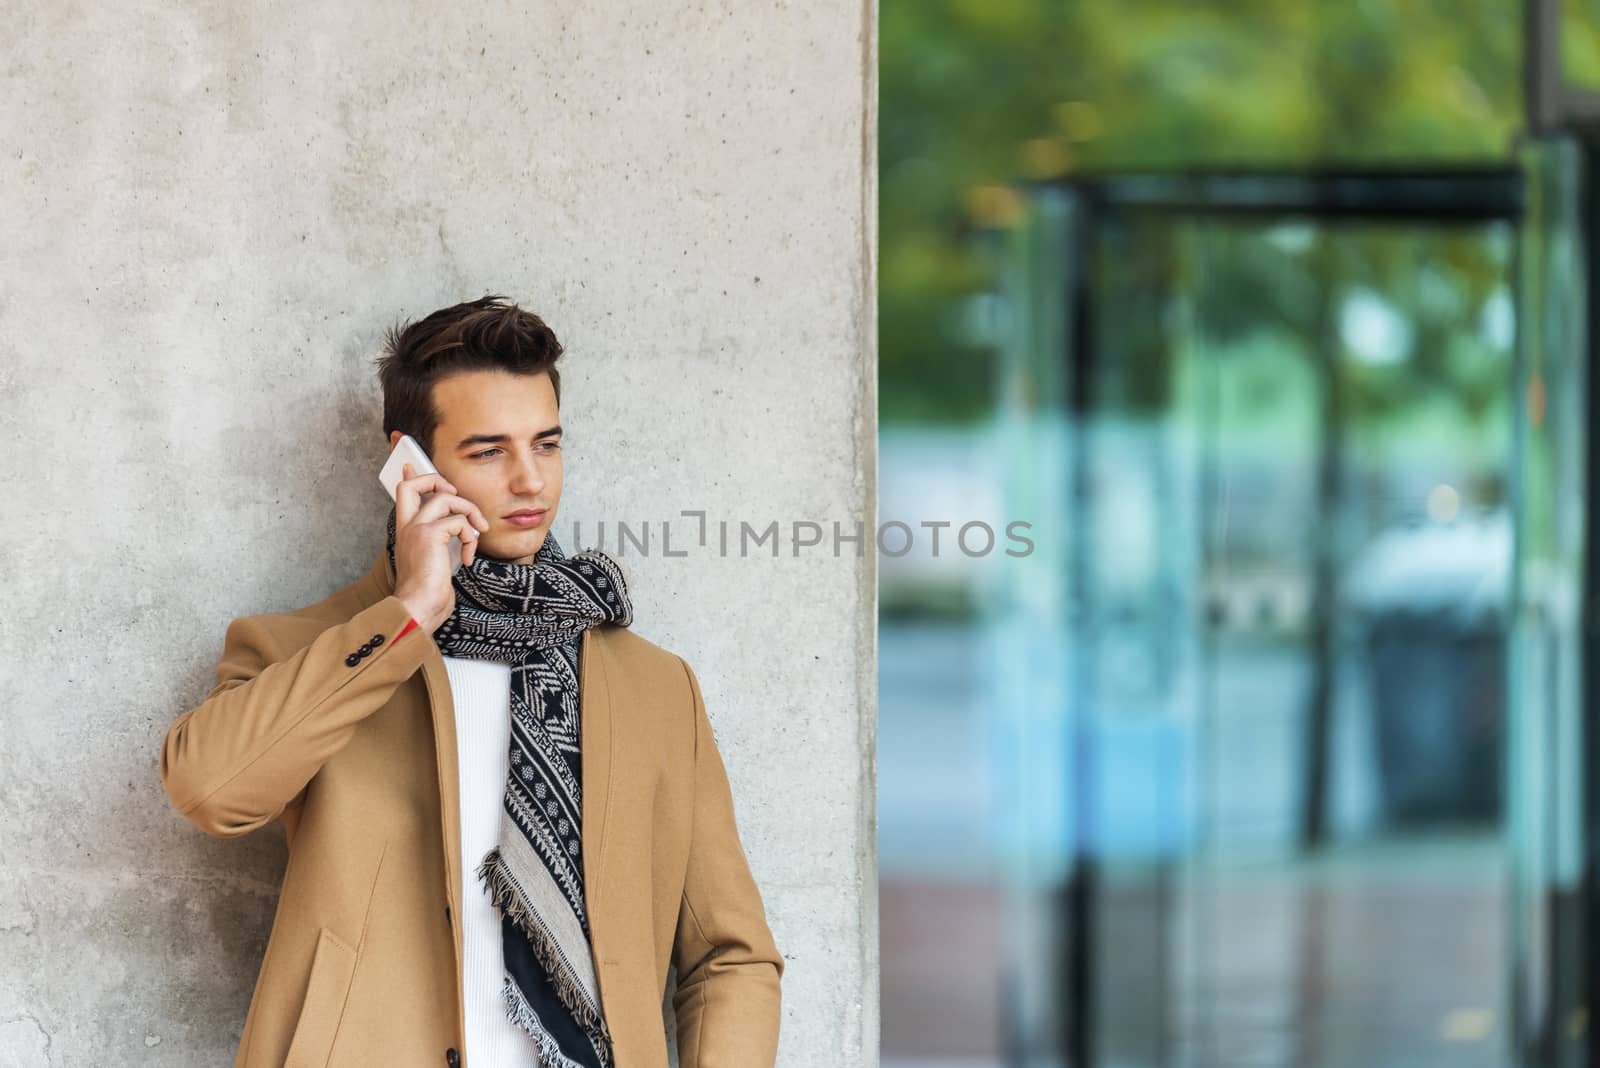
left=375, top=294, right=564, bottom=456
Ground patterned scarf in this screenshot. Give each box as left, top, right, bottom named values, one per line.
left=386, top=505, right=632, bottom=1068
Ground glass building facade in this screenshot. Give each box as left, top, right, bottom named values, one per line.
left=881, top=4, right=1600, bottom=1066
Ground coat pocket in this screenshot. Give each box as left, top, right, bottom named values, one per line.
left=283, top=927, right=359, bottom=1068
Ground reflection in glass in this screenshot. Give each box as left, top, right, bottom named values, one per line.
left=979, top=189, right=1522, bottom=1068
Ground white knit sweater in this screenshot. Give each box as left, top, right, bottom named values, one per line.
left=441, top=655, right=543, bottom=1067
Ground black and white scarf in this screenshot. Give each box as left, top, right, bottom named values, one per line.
left=386, top=505, right=632, bottom=1068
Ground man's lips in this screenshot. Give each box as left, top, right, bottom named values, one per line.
left=503, top=509, right=547, bottom=528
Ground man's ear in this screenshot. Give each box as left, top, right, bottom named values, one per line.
left=388, top=430, right=402, bottom=449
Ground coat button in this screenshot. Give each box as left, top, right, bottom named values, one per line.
left=344, top=653, right=360, bottom=667
left=357, top=643, right=372, bottom=656
left=445, top=1049, right=460, bottom=1068
left=370, top=634, right=385, bottom=646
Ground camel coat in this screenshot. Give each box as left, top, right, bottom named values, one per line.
left=158, top=545, right=784, bottom=1067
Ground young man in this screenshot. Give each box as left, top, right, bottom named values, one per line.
left=159, top=296, right=783, bottom=1068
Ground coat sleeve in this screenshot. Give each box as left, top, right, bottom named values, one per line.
left=159, top=594, right=428, bottom=838
left=669, top=657, right=785, bottom=1068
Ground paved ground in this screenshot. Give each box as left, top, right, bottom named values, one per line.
left=879, top=623, right=1509, bottom=1068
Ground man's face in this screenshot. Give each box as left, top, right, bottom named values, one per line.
left=390, top=369, right=563, bottom=565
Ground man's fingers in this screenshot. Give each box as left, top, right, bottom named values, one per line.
left=397, top=465, right=447, bottom=523
left=411, top=492, right=490, bottom=531
left=396, top=469, right=464, bottom=528
left=437, top=514, right=479, bottom=567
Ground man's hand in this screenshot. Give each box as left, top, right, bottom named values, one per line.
left=392, top=463, right=490, bottom=632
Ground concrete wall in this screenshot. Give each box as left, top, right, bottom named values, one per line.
left=0, top=3, right=877, bottom=1064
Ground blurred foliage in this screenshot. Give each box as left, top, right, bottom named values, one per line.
left=879, top=580, right=981, bottom=622
left=1563, top=0, right=1600, bottom=87
left=1165, top=221, right=1515, bottom=446
left=881, top=0, right=1529, bottom=425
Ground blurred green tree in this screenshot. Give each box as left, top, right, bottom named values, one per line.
left=881, top=0, right=1525, bottom=424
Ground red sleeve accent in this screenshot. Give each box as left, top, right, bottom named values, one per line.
left=395, top=618, right=419, bottom=643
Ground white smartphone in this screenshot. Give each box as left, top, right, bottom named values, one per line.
left=380, top=433, right=465, bottom=574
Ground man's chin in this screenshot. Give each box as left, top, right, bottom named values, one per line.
left=479, top=529, right=547, bottom=563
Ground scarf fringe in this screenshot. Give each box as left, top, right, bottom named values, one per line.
left=500, top=976, right=610, bottom=1068
left=476, top=847, right=614, bottom=1048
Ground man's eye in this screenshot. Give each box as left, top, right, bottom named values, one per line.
left=539, top=442, right=561, bottom=452
left=471, top=448, right=502, bottom=460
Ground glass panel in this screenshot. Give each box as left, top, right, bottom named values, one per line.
left=1178, top=219, right=1515, bottom=1068
left=1078, top=211, right=1206, bottom=1068
left=1022, top=202, right=1521, bottom=1067
left=1508, top=135, right=1588, bottom=1068
left=879, top=189, right=1079, bottom=1068
left=988, top=185, right=1078, bottom=1068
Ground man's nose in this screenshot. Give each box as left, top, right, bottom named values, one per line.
left=509, top=452, right=544, bottom=494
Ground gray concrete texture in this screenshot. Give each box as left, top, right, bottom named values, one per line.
left=0, top=2, right=878, bottom=1064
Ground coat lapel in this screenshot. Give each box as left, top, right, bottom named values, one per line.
left=579, top=627, right=616, bottom=929
left=416, top=647, right=467, bottom=1039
